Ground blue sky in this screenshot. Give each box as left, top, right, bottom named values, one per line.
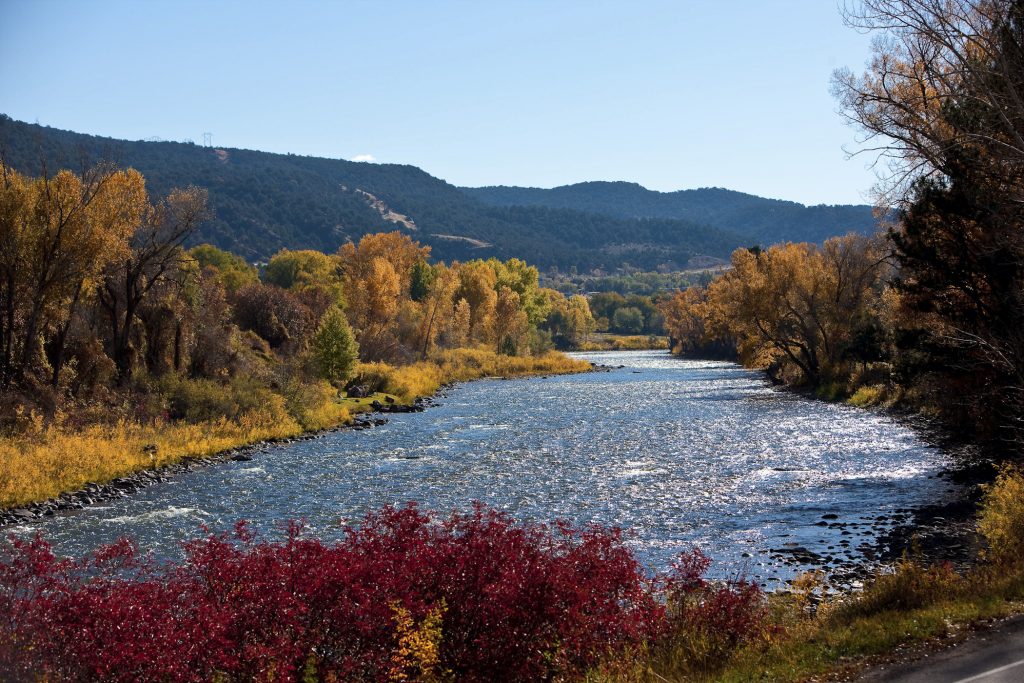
left=0, top=0, right=877, bottom=205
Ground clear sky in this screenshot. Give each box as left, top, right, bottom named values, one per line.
left=0, top=0, right=878, bottom=205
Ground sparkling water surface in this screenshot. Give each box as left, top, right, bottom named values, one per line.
left=15, top=350, right=961, bottom=584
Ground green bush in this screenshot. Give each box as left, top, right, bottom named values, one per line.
left=158, top=375, right=281, bottom=423
left=848, top=384, right=885, bottom=407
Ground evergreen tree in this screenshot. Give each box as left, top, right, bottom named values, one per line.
left=410, top=259, right=435, bottom=303
left=311, top=306, right=359, bottom=385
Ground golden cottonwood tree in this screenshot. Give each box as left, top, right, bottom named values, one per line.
left=703, top=236, right=886, bottom=386
left=660, top=286, right=728, bottom=357
left=492, top=286, right=530, bottom=354
left=352, top=257, right=402, bottom=361
left=338, top=231, right=430, bottom=297
left=415, top=264, right=460, bottom=358
left=338, top=232, right=431, bottom=361
left=455, top=261, right=499, bottom=345
left=97, top=184, right=208, bottom=382
left=0, top=163, right=145, bottom=389
left=543, top=290, right=597, bottom=349
left=442, top=298, right=472, bottom=349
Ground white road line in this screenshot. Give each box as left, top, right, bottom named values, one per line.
left=951, top=658, right=1024, bottom=683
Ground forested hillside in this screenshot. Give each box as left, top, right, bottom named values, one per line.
left=463, top=181, right=880, bottom=245
left=0, top=116, right=741, bottom=271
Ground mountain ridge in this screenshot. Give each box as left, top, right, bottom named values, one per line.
left=461, top=181, right=879, bottom=247
left=0, top=116, right=877, bottom=271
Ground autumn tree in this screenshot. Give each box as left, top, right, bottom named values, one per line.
left=455, top=261, right=499, bottom=345
left=660, top=286, right=734, bottom=358
left=544, top=292, right=597, bottom=349
left=415, top=264, right=460, bottom=358
left=441, top=298, right=472, bottom=349
left=264, top=249, right=344, bottom=305
left=338, top=231, right=430, bottom=296
left=135, top=257, right=200, bottom=377
left=0, top=163, right=144, bottom=391
left=97, top=185, right=208, bottom=382
left=703, top=236, right=887, bottom=386
left=489, top=258, right=549, bottom=326
left=188, top=268, right=238, bottom=379
left=835, top=0, right=1024, bottom=441
left=493, top=286, right=530, bottom=354
left=233, top=283, right=316, bottom=352
left=338, top=232, right=430, bottom=361
left=566, top=295, right=597, bottom=347
left=350, top=257, right=401, bottom=361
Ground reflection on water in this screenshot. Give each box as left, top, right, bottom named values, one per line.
left=14, top=351, right=960, bottom=585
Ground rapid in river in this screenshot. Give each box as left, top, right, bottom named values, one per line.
left=13, top=350, right=963, bottom=587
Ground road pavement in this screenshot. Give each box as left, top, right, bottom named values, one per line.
left=859, top=615, right=1024, bottom=682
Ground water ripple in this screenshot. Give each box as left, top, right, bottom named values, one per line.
left=17, top=350, right=960, bottom=585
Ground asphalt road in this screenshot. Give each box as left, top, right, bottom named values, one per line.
left=860, top=615, right=1024, bottom=682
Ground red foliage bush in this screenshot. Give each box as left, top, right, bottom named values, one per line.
left=663, top=548, right=770, bottom=651
left=0, top=505, right=765, bottom=682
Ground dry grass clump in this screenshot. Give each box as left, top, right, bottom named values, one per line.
left=978, top=465, right=1024, bottom=563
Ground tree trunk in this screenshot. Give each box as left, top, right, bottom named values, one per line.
left=49, top=280, right=84, bottom=387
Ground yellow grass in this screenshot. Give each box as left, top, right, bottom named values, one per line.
left=579, top=334, right=670, bottom=351
left=356, top=348, right=592, bottom=402
left=0, top=405, right=335, bottom=509
left=1, top=348, right=589, bottom=509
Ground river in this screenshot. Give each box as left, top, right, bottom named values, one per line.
left=12, top=350, right=963, bottom=587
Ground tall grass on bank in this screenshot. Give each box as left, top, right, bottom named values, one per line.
left=356, top=348, right=592, bottom=402
left=0, top=405, right=345, bottom=510
left=579, top=335, right=670, bottom=352
left=593, top=466, right=1024, bottom=682
left=1, top=349, right=590, bottom=510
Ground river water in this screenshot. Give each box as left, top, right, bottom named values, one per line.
left=13, top=350, right=963, bottom=586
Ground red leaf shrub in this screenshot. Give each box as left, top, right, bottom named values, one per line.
left=0, top=505, right=766, bottom=682
left=0, top=505, right=652, bottom=682
left=661, top=548, right=769, bottom=667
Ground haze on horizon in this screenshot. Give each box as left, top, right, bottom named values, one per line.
left=0, top=0, right=877, bottom=206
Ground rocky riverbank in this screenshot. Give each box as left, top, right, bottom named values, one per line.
left=0, top=396, right=435, bottom=528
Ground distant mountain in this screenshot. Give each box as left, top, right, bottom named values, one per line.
left=462, top=181, right=879, bottom=247
left=0, top=116, right=874, bottom=272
